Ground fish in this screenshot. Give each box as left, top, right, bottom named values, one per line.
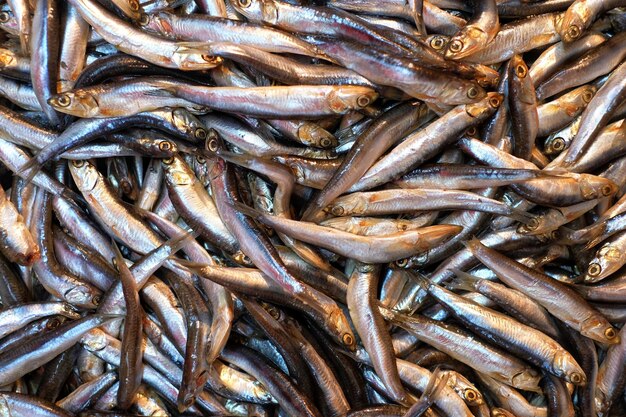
left=0, top=1, right=624, bottom=415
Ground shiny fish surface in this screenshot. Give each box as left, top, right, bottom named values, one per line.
left=0, top=1, right=624, bottom=416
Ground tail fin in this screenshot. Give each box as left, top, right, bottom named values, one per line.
left=447, top=269, right=480, bottom=292
left=18, top=155, right=44, bottom=184
left=509, top=208, right=537, bottom=225
left=232, top=201, right=261, bottom=220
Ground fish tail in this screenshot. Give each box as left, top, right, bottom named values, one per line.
left=447, top=268, right=479, bottom=292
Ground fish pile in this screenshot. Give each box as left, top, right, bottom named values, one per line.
left=1, top=0, right=626, bottom=416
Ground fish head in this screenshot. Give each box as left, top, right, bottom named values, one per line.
left=162, top=154, right=195, bottom=186
left=231, top=0, right=277, bottom=24
left=327, top=86, right=378, bottom=114
left=64, top=285, right=100, bottom=309
left=48, top=91, right=99, bottom=118
left=578, top=174, right=618, bottom=200
left=584, top=243, right=626, bottom=283
left=137, top=135, right=179, bottom=158
left=170, top=108, right=208, bottom=142
left=69, top=160, right=101, bottom=193
left=444, top=26, right=488, bottom=60
left=324, top=195, right=366, bottom=217
left=465, top=92, right=500, bottom=118
left=580, top=316, right=620, bottom=345
left=544, top=134, right=568, bottom=155
left=327, top=308, right=356, bottom=351
left=426, top=35, right=449, bottom=53
left=553, top=351, right=586, bottom=386
left=559, top=3, right=591, bottom=42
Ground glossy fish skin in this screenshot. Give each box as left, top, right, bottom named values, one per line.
left=310, top=37, right=487, bottom=105
left=559, top=61, right=626, bottom=167
left=382, top=308, right=542, bottom=392
left=350, top=92, right=501, bottom=192
left=536, top=31, right=626, bottom=100
left=0, top=393, right=74, bottom=417
left=162, top=154, right=239, bottom=257
left=0, top=183, right=39, bottom=265
left=348, top=263, right=408, bottom=404
left=68, top=0, right=222, bottom=70
left=464, top=12, right=563, bottom=64
left=171, top=84, right=379, bottom=118
left=30, top=191, right=101, bottom=309
left=0, top=314, right=118, bottom=387
left=459, top=137, right=618, bottom=206
left=302, top=101, right=431, bottom=222
left=559, top=0, right=626, bottom=42
left=466, top=239, right=619, bottom=345
left=444, top=0, right=499, bottom=60
left=30, top=0, right=61, bottom=126
left=113, top=245, right=144, bottom=410
left=418, top=277, right=586, bottom=385
left=537, top=84, right=595, bottom=137
left=508, top=55, right=538, bottom=161
left=143, top=11, right=324, bottom=58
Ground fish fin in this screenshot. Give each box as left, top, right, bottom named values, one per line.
left=510, top=208, right=537, bottom=225
left=460, top=236, right=481, bottom=251
left=232, top=201, right=262, bottom=220
left=17, top=155, right=43, bottom=184
left=143, top=86, right=178, bottom=98
left=447, top=269, right=479, bottom=292
left=405, top=271, right=431, bottom=292
left=422, top=367, right=449, bottom=402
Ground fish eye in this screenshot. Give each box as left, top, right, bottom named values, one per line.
left=195, top=128, right=207, bottom=140
left=582, top=90, right=594, bottom=103
left=526, top=217, right=540, bottom=230
left=395, top=258, right=409, bottom=268
left=162, top=157, right=174, bottom=165
left=330, top=205, right=344, bottom=216
left=430, top=37, right=446, bottom=50
left=158, top=141, right=172, bottom=152
left=92, top=295, right=101, bottom=306
left=206, top=138, right=218, bottom=152
left=570, top=372, right=583, bottom=384
left=448, top=39, right=463, bottom=53
left=342, top=333, right=354, bottom=346
left=515, top=64, right=527, bottom=78
left=243, top=255, right=251, bottom=264
left=0, top=12, right=10, bottom=23
left=601, top=185, right=614, bottom=196
left=464, top=388, right=479, bottom=403
left=201, top=54, right=214, bottom=63
left=567, top=25, right=581, bottom=40
left=551, top=137, right=565, bottom=151
left=320, top=137, right=333, bottom=148
left=196, top=155, right=206, bottom=164
left=605, top=327, right=617, bottom=339
left=467, top=87, right=479, bottom=99
left=46, top=318, right=61, bottom=330
left=55, top=94, right=72, bottom=107
left=587, top=262, right=602, bottom=277
left=71, top=160, right=86, bottom=168
left=356, top=95, right=371, bottom=108
left=138, top=13, right=150, bottom=26
left=128, top=0, right=140, bottom=11
left=465, top=126, right=477, bottom=137
left=488, top=96, right=501, bottom=107
left=238, top=0, right=252, bottom=7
